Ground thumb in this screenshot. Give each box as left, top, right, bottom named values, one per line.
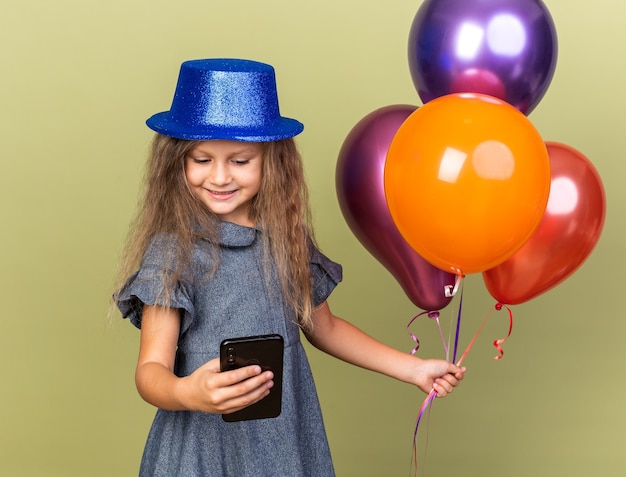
left=197, top=357, right=221, bottom=373
left=449, top=363, right=467, bottom=378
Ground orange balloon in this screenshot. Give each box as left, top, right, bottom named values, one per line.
left=384, top=93, right=550, bottom=275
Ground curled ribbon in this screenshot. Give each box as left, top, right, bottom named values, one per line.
left=493, top=303, right=513, bottom=360
left=407, top=311, right=448, bottom=358
left=454, top=301, right=514, bottom=366
left=410, top=298, right=514, bottom=476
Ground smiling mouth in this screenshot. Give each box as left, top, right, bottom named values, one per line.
left=207, top=189, right=238, bottom=200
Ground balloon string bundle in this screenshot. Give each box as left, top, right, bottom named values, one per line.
left=408, top=283, right=514, bottom=476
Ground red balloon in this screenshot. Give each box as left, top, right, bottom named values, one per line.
left=483, top=142, right=606, bottom=304
left=336, top=105, right=456, bottom=311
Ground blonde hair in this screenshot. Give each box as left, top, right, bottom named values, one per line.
left=114, top=135, right=316, bottom=330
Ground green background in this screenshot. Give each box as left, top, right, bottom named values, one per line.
left=1, top=0, right=623, bottom=475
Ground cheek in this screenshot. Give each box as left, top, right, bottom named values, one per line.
left=247, top=177, right=263, bottom=196
left=184, top=165, right=202, bottom=186
left=245, top=166, right=263, bottom=191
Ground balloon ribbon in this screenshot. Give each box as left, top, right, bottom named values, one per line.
left=409, top=286, right=463, bottom=475
left=410, top=300, right=514, bottom=476
left=407, top=311, right=449, bottom=359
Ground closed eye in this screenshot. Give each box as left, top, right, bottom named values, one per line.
left=190, top=157, right=211, bottom=164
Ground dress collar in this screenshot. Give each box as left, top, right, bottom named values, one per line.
left=219, top=221, right=259, bottom=247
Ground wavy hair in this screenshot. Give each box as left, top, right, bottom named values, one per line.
left=113, top=135, right=316, bottom=330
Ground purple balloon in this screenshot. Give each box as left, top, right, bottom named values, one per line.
left=408, top=0, right=557, bottom=115
left=335, top=105, right=455, bottom=311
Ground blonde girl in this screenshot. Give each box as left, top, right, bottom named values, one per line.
left=115, top=58, right=464, bottom=477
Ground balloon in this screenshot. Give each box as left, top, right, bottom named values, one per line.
left=336, top=105, right=456, bottom=311
left=408, top=0, right=557, bottom=115
left=384, top=93, right=550, bottom=275
left=483, top=142, right=606, bottom=304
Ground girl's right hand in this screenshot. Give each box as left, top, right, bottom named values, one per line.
left=179, top=358, right=275, bottom=415
left=135, top=305, right=273, bottom=413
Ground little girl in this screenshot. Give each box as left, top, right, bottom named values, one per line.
left=114, top=58, right=465, bottom=477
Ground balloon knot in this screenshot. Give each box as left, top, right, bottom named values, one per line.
left=427, top=311, right=440, bottom=319
left=495, top=303, right=503, bottom=311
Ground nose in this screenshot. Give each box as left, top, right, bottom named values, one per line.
left=210, top=161, right=231, bottom=185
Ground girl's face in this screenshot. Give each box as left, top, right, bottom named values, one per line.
left=185, top=140, right=263, bottom=226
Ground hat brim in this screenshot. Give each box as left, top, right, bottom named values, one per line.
left=146, top=112, right=304, bottom=142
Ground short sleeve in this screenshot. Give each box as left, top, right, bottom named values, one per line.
left=114, top=235, right=195, bottom=333
left=310, top=246, right=343, bottom=306
left=115, top=267, right=195, bottom=330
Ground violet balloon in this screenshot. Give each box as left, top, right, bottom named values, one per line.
left=336, top=105, right=456, bottom=311
left=408, top=0, right=557, bottom=115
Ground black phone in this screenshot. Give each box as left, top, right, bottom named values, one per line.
left=219, top=334, right=284, bottom=422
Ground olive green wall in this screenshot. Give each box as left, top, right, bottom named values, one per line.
left=1, top=0, right=623, bottom=475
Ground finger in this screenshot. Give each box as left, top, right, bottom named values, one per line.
left=222, top=375, right=275, bottom=413
left=200, top=357, right=222, bottom=373
left=432, top=382, right=447, bottom=397
left=208, top=366, right=271, bottom=403
left=433, top=378, right=454, bottom=397
left=447, top=364, right=466, bottom=377
left=207, top=370, right=273, bottom=412
left=219, top=365, right=266, bottom=386
left=442, top=373, right=460, bottom=387
left=454, top=366, right=467, bottom=380
left=223, top=369, right=275, bottom=401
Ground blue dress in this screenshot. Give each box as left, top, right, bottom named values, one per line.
left=116, top=222, right=342, bottom=477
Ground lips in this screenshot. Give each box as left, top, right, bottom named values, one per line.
left=207, top=189, right=237, bottom=200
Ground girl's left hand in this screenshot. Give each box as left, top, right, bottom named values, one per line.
left=414, top=359, right=466, bottom=397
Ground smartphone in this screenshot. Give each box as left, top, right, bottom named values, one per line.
left=219, top=334, right=284, bottom=422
